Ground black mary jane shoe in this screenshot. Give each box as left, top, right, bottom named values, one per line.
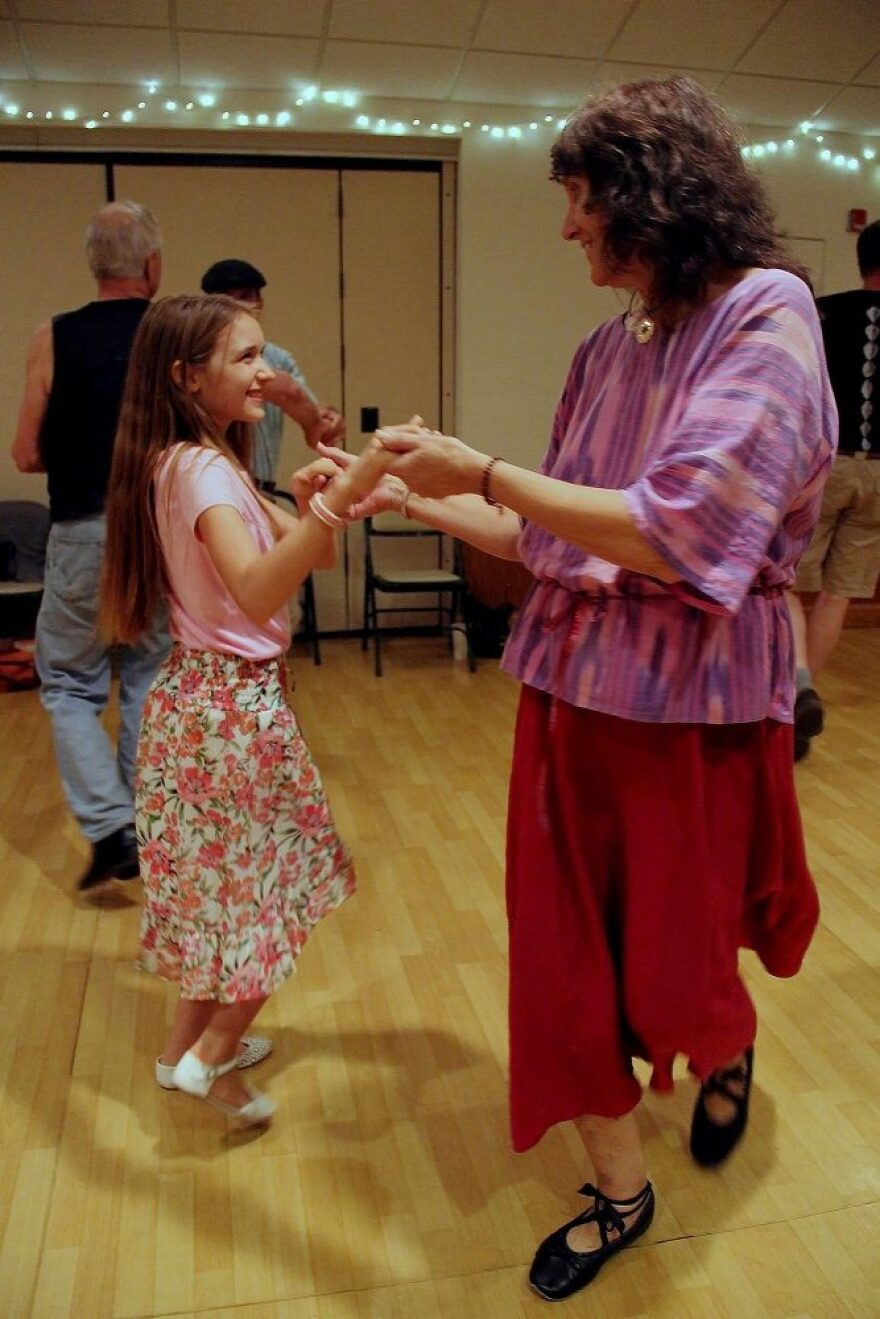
left=528, top=1181, right=655, bottom=1302
left=690, top=1046, right=754, bottom=1168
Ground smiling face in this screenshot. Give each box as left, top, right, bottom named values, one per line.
left=560, top=175, right=652, bottom=300
left=186, top=311, right=273, bottom=430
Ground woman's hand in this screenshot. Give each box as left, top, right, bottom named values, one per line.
left=376, top=426, right=487, bottom=499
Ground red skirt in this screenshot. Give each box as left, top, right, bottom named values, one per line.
left=506, top=687, right=819, bottom=1152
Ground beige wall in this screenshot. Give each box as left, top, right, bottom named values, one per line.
left=1, top=163, right=106, bottom=504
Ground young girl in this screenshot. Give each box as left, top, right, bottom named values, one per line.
left=101, top=294, right=392, bottom=1126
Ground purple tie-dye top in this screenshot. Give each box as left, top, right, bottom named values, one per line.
left=501, top=269, right=837, bottom=724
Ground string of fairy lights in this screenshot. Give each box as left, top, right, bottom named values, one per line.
left=0, top=83, right=877, bottom=170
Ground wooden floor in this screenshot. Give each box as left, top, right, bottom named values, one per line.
left=1, top=629, right=878, bottom=1319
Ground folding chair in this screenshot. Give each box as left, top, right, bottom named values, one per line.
left=362, top=511, right=475, bottom=676
left=0, top=500, right=50, bottom=690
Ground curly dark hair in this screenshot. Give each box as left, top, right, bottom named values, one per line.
left=550, top=76, right=809, bottom=313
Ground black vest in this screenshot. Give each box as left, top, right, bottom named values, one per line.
left=816, top=289, right=879, bottom=455
left=40, top=298, right=150, bottom=522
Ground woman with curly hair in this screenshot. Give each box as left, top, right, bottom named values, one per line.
left=368, top=76, right=836, bottom=1300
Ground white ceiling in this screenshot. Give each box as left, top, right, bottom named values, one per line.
left=0, top=0, right=878, bottom=139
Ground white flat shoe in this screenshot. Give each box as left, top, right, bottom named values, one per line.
left=172, top=1049, right=238, bottom=1096
left=203, top=1083, right=276, bottom=1127
left=172, top=1049, right=276, bottom=1128
left=155, top=1035, right=273, bottom=1090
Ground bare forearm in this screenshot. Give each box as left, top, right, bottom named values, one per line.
left=257, top=492, right=334, bottom=570
left=263, top=375, right=320, bottom=431
left=13, top=322, right=52, bottom=472
left=384, top=430, right=675, bottom=579
left=203, top=509, right=337, bottom=624
left=479, top=460, right=676, bottom=581
left=403, top=493, right=523, bottom=560
left=236, top=515, right=337, bottom=621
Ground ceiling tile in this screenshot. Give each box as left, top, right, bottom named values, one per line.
left=854, top=50, right=880, bottom=87
left=452, top=50, right=598, bottom=108
left=16, top=0, right=167, bottom=22
left=718, top=73, right=840, bottom=128
left=177, top=0, right=326, bottom=38
left=816, top=84, right=880, bottom=135
left=178, top=31, right=319, bottom=91
left=736, top=0, right=879, bottom=83
left=20, top=22, right=176, bottom=84
left=592, top=62, right=725, bottom=91
left=473, top=0, right=629, bottom=60
left=328, top=0, right=482, bottom=47
left=318, top=40, right=461, bottom=100
left=0, top=19, right=26, bottom=78
left=608, top=0, right=778, bottom=70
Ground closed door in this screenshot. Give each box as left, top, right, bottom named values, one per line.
left=340, top=169, right=443, bottom=627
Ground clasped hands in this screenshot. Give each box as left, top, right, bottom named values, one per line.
left=289, top=415, right=486, bottom=521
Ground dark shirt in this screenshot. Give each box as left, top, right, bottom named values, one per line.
left=39, top=298, right=150, bottom=522
left=816, top=288, right=879, bottom=455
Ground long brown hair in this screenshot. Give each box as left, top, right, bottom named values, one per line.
left=100, top=294, right=254, bottom=643
left=550, top=76, right=809, bottom=313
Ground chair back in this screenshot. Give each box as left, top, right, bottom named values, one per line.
left=0, top=500, right=50, bottom=583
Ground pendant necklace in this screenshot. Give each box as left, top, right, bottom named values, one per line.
left=623, top=292, right=657, bottom=344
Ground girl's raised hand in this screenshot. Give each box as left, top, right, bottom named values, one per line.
left=290, top=456, right=344, bottom=516
left=334, top=433, right=399, bottom=504
left=315, top=442, right=409, bottom=521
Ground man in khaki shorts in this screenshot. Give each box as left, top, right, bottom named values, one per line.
left=788, top=219, right=880, bottom=759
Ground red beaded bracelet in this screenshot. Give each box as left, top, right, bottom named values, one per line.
left=482, top=455, right=502, bottom=506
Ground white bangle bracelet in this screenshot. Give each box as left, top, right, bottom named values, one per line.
left=309, top=489, right=349, bottom=531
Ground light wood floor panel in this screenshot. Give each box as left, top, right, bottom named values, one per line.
left=1, top=631, right=878, bottom=1317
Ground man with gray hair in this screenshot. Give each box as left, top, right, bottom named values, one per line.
left=12, top=200, right=170, bottom=889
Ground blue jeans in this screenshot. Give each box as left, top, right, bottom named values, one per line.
left=35, top=516, right=171, bottom=842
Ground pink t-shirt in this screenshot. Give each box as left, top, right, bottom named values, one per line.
left=153, top=443, right=290, bottom=659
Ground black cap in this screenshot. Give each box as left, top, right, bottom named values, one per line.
left=200, top=258, right=267, bottom=294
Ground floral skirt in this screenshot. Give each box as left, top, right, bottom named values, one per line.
left=136, top=646, right=354, bottom=1002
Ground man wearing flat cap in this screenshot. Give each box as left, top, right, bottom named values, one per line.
left=200, top=258, right=345, bottom=489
